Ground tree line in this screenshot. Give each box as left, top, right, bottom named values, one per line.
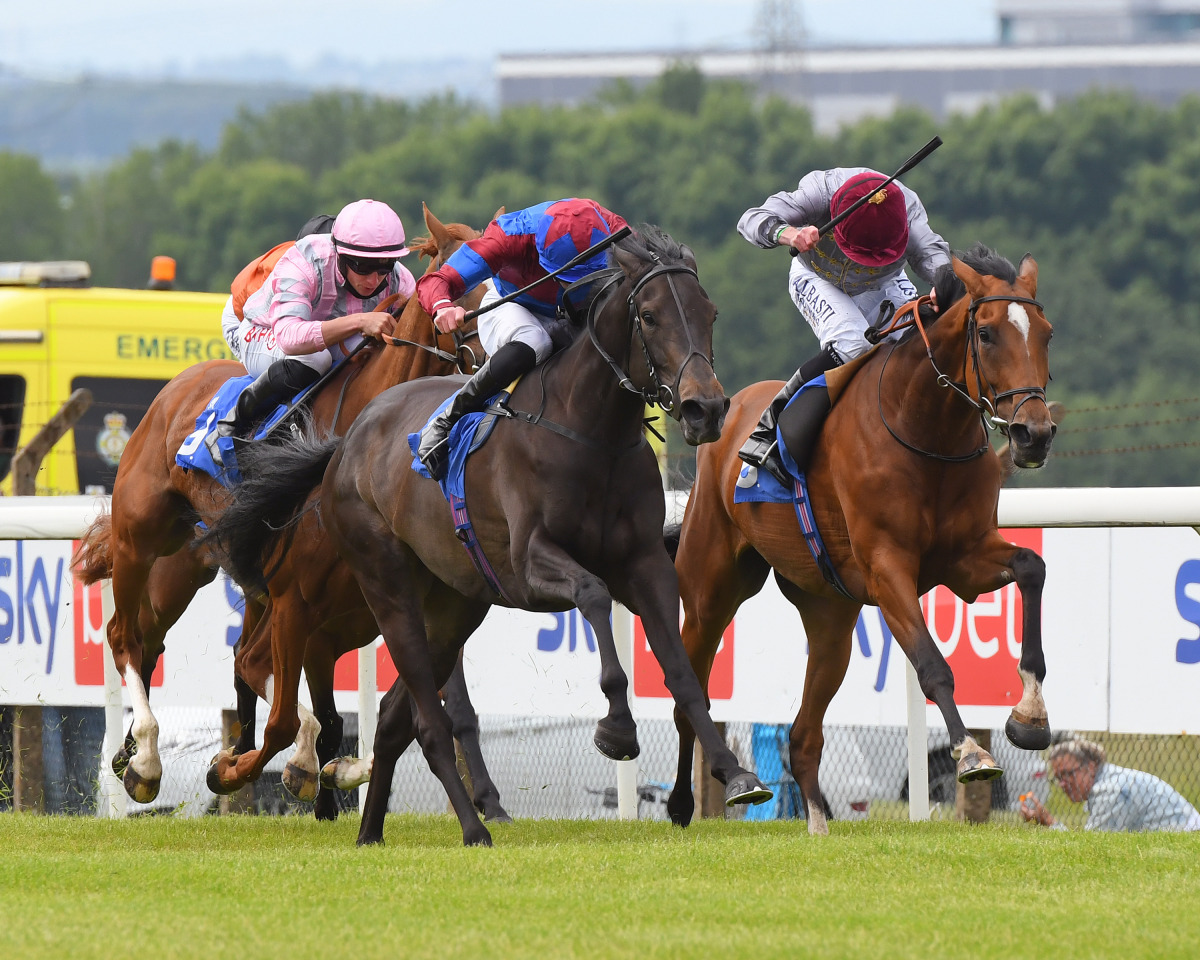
left=5, top=65, right=1200, bottom=486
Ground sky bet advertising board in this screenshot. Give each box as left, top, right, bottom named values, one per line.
left=2, top=528, right=1198, bottom=736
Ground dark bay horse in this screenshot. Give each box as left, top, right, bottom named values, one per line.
left=70, top=208, right=490, bottom=813
left=210, top=225, right=772, bottom=845
left=668, top=245, right=1055, bottom=834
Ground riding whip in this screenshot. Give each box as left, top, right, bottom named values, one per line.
left=789, top=136, right=943, bottom=257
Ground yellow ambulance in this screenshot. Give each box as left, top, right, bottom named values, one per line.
left=0, top=260, right=230, bottom=495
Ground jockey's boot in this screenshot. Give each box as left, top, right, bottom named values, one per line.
left=417, top=341, right=538, bottom=482
left=776, top=383, right=832, bottom=477
left=216, top=358, right=322, bottom=439
left=738, top=342, right=843, bottom=486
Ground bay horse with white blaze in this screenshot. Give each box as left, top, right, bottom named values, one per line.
left=209, top=225, right=773, bottom=846
left=668, top=244, right=1055, bottom=833
left=71, top=209, right=493, bottom=817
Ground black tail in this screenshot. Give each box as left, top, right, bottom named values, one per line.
left=202, top=414, right=340, bottom=593
left=663, top=521, right=682, bottom=562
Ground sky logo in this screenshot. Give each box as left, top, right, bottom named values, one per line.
left=1173, top=558, right=1200, bottom=665
left=0, top=543, right=65, bottom=674
left=537, top=610, right=597, bottom=653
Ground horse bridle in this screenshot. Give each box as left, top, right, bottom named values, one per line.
left=580, top=258, right=716, bottom=413
left=877, top=293, right=1048, bottom=462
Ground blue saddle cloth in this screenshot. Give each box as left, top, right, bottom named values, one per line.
left=174, top=375, right=296, bottom=487
left=731, top=375, right=852, bottom=599
left=406, top=392, right=507, bottom=501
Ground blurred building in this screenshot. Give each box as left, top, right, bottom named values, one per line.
left=498, top=1, right=1200, bottom=132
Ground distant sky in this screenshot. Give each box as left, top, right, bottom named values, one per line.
left=3, top=1, right=997, bottom=79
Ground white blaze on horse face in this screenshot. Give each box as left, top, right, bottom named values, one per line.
left=1007, top=303, right=1031, bottom=343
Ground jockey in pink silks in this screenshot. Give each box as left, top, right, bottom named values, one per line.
left=218, top=198, right=417, bottom=438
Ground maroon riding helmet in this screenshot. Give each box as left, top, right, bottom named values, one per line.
left=830, top=172, right=910, bottom=267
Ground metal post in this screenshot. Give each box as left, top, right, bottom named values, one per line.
left=612, top=604, right=638, bottom=820
left=98, top=580, right=127, bottom=819
left=357, top=641, right=378, bottom=812
left=905, top=659, right=929, bottom=821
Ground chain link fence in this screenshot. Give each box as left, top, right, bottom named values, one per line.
left=3, top=705, right=1198, bottom=828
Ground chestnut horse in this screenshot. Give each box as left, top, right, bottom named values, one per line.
left=667, top=245, right=1056, bottom=833
left=71, top=208, right=492, bottom=816
left=208, top=225, right=773, bottom=846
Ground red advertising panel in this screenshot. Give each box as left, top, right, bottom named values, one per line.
left=333, top=641, right=399, bottom=691
left=633, top=614, right=734, bottom=699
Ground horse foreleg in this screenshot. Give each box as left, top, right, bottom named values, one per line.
left=949, top=540, right=1050, bottom=751
left=357, top=678, right=416, bottom=846
left=523, top=542, right=638, bottom=762
left=870, top=565, right=1003, bottom=784
left=620, top=552, right=771, bottom=811
left=441, top=651, right=511, bottom=823
left=208, top=599, right=308, bottom=799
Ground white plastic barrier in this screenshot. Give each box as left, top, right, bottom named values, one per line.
left=5, top=491, right=1200, bottom=823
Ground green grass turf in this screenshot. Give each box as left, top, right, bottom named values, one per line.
left=1, top=814, right=1197, bottom=960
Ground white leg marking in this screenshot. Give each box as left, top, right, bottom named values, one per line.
left=289, top=704, right=321, bottom=775
left=325, top=753, right=374, bottom=790
left=1015, top=666, right=1047, bottom=721
left=807, top=797, right=829, bottom=836
left=1007, top=303, right=1030, bottom=342
left=124, top=664, right=161, bottom=781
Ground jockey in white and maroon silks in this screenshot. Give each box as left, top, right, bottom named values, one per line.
left=218, top=199, right=417, bottom=438
left=414, top=198, right=629, bottom=481
left=736, top=168, right=951, bottom=484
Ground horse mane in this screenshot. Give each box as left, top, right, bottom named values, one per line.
left=611, top=223, right=692, bottom=267
left=923, top=242, right=1019, bottom=323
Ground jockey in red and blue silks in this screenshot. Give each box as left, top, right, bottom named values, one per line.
left=414, top=198, right=629, bottom=481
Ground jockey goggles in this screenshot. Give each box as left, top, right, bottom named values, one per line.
left=339, top=254, right=397, bottom=277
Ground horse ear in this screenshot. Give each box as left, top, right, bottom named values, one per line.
left=1017, top=253, right=1038, bottom=296
left=951, top=256, right=985, bottom=296
left=423, top=203, right=451, bottom=246
left=612, top=243, right=647, bottom=280
left=679, top=244, right=698, bottom=272
left=492, top=205, right=506, bottom=219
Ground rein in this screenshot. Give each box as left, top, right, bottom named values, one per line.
left=380, top=322, right=480, bottom=374
left=872, top=292, right=1048, bottom=462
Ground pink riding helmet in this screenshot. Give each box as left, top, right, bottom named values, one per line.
left=331, top=199, right=410, bottom=259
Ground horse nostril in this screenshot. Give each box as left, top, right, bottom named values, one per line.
left=1008, top=422, right=1031, bottom=448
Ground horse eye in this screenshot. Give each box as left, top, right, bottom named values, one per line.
left=641, top=310, right=655, bottom=326
left=978, top=327, right=992, bottom=344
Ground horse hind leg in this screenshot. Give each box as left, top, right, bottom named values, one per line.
left=357, top=679, right=417, bottom=846
left=783, top=586, right=862, bottom=836
left=441, top=653, right=511, bottom=823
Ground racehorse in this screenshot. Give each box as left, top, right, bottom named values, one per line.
left=70, top=208, right=493, bottom=817
left=208, top=224, right=773, bottom=846
left=666, top=244, right=1055, bottom=834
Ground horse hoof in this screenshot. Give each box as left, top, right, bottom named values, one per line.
left=320, top=756, right=371, bottom=791
left=667, top=789, right=695, bottom=828
left=725, top=772, right=773, bottom=807
left=123, top=766, right=161, bottom=804
left=111, top=748, right=132, bottom=779
left=593, top=718, right=640, bottom=761
left=957, top=752, right=1004, bottom=783
left=206, top=760, right=239, bottom=796
left=282, top=761, right=320, bottom=802
left=1005, top=713, right=1052, bottom=751
left=463, top=823, right=494, bottom=847
left=484, top=811, right=514, bottom=824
